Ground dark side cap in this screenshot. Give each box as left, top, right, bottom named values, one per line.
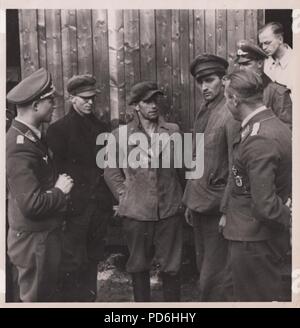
left=128, top=81, right=164, bottom=105
left=236, top=40, right=268, bottom=64
left=190, top=54, right=228, bottom=79
left=67, top=75, right=98, bottom=97
left=6, top=68, right=55, bottom=105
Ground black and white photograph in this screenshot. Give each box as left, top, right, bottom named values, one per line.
left=2, top=1, right=299, bottom=306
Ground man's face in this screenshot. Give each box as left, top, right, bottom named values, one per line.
left=136, top=94, right=160, bottom=122
left=36, top=96, right=56, bottom=123
left=239, top=59, right=263, bottom=74
left=72, top=94, right=95, bottom=116
left=259, top=27, right=282, bottom=57
left=196, top=73, right=223, bottom=103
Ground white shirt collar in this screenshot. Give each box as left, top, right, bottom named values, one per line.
left=241, top=106, right=268, bottom=128
left=270, top=44, right=292, bottom=69
left=15, top=117, right=42, bottom=139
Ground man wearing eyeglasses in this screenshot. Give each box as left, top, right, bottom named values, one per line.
left=47, top=75, right=113, bottom=301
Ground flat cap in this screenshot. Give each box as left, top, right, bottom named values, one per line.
left=67, top=75, right=98, bottom=97
left=190, top=54, right=228, bottom=79
left=236, top=40, right=268, bottom=64
left=6, top=68, right=55, bottom=105
left=128, top=81, right=163, bottom=105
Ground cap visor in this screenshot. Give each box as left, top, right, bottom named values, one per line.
left=76, top=90, right=97, bottom=97
left=235, top=56, right=251, bottom=64
left=142, top=90, right=163, bottom=101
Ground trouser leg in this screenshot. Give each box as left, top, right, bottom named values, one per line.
left=161, top=272, right=181, bottom=302
left=131, top=271, right=151, bottom=302
left=191, top=211, right=228, bottom=301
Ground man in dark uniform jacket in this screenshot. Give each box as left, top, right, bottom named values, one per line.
left=221, top=70, right=292, bottom=301
left=47, top=75, right=113, bottom=302
left=236, top=40, right=292, bottom=129
left=6, top=68, right=74, bottom=302
left=182, top=54, right=231, bottom=301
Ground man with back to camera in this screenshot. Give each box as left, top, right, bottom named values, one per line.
left=182, top=54, right=232, bottom=301
left=6, top=68, right=74, bottom=302
left=221, top=69, right=292, bottom=301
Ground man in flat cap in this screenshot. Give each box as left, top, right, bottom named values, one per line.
left=104, top=81, right=184, bottom=302
left=46, top=74, right=113, bottom=302
left=221, top=70, right=292, bottom=301
left=236, top=39, right=292, bottom=129
left=6, top=68, right=74, bottom=302
left=182, top=54, right=231, bottom=301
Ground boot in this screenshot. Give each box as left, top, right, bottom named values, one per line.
left=162, top=272, right=181, bottom=302
left=131, top=271, right=151, bottom=302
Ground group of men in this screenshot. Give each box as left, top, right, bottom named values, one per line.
left=6, top=21, right=292, bottom=302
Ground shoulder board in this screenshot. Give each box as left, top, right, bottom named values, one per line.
left=250, top=122, right=260, bottom=136
left=272, top=81, right=290, bottom=94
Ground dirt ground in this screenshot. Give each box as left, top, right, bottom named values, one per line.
left=96, top=243, right=200, bottom=303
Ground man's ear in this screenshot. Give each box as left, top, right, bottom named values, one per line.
left=135, top=103, right=140, bottom=111
left=233, top=94, right=239, bottom=107
left=32, top=100, right=39, bottom=111
left=70, top=95, right=76, bottom=104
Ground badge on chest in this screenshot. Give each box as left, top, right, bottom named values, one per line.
left=232, top=165, right=243, bottom=187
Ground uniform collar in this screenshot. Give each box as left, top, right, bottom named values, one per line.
left=14, top=117, right=42, bottom=139
left=269, top=44, right=292, bottom=69
left=241, top=105, right=268, bottom=128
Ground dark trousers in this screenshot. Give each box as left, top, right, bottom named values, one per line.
left=191, top=211, right=228, bottom=301
left=222, top=239, right=291, bottom=302
left=59, top=203, right=110, bottom=302
left=123, top=215, right=183, bottom=274
left=7, top=227, right=62, bottom=302
left=123, top=215, right=183, bottom=302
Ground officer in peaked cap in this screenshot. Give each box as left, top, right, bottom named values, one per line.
left=182, top=54, right=231, bottom=301
left=235, top=40, right=292, bottom=128
left=46, top=74, right=113, bottom=302
left=6, top=68, right=74, bottom=302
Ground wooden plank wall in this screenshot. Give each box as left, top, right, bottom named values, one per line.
left=18, top=9, right=265, bottom=132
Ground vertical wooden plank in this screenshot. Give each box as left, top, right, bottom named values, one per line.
left=77, top=10, right=93, bottom=74
left=245, top=10, right=258, bottom=43
left=257, top=9, right=265, bottom=30
left=19, top=9, right=39, bottom=78
left=171, top=10, right=180, bottom=125
left=61, top=9, right=78, bottom=114
left=227, top=10, right=245, bottom=73
left=108, top=10, right=125, bottom=128
left=140, top=10, right=156, bottom=81
left=156, top=10, right=172, bottom=118
left=193, top=10, right=205, bottom=119
left=188, top=10, right=195, bottom=132
left=45, top=9, right=64, bottom=121
left=178, top=10, right=190, bottom=132
left=92, top=9, right=110, bottom=122
left=37, top=10, right=47, bottom=69
left=216, top=9, right=227, bottom=58
left=205, top=10, right=216, bottom=54
left=124, top=9, right=140, bottom=118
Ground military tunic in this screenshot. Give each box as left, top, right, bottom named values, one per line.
left=222, top=108, right=292, bottom=301
left=6, top=119, right=68, bottom=302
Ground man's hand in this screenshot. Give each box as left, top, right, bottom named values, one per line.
left=55, top=173, right=74, bottom=194
left=184, top=208, right=193, bottom=227
left=218, top=214, right=226, bottom=233
left=285, top=198, right=292, bottom=247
